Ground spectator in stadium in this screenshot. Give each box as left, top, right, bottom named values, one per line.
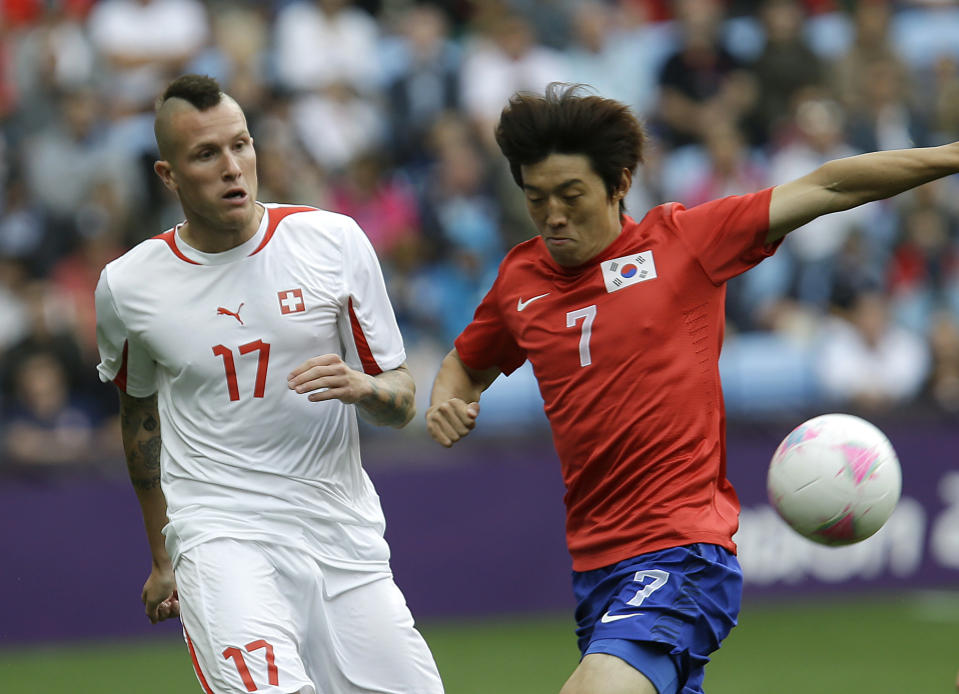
left=1, top=350, right=100, bottom=470
left=87, top=0, right=210, bottom=119
left=424, top=83, right=959, bottom=694
left=829, top=0, right=906, bottom=115
left=887, top=182, right=959, bottom=334
left=654, top=0, right=758, bottom=148
left=768, top=93, right=875, bottom=309
left=0, top=170, right=49, bottom=276
left=919, top=309, right=959, bottom=413
left=816, top=284, right=931, bottom=413
left=329, top=148, right=423, bottom=272
left=382, top=2, right=462, bottom=170
left=254, top=96, right=332, bottom=210
left=188, top=2, right=272, bottom=123
left=409, top=115, right=505, bottom=344
left=94, top=74, right=443, bottom=694
left=748, top=0, right=825, bottom=147
left=272, top=0, right=380, bottom=98
left=8, top=1, right=96, bottom=128
left=458, top=11, right=566, bottom=152
left=0, top=280, right=92, bottom=409
left=21, top=85, right=136, bottom=262
left=928, top=54, right=959, bottom=144
left=845, top=55, right=929, bottom=154
left=273, top=0, right=386, bottom=173
left=562, top=0, right=665, bottom=118
left=673, top=118, right=767, bottom=207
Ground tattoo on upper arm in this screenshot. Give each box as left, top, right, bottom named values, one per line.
left=120, top=394, right=162, bottom=491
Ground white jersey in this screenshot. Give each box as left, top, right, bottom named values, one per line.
left=95, top=203, right=406, bottom=573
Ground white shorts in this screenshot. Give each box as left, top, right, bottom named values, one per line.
left=174, top=538, right=444, bottom=694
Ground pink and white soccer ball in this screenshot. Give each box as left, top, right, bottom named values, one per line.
left=767, top=413, right=902, bottom=546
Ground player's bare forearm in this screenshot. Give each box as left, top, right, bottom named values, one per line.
left=430, top=350, right=498, bottom=406
left=118, top=392, right=178, bottom=624
left=426, top=350, right=500, bottom=447
left=768, top=141, right=959, bottom=242
left=118, top=391, right=171, bottom=568
left=355, top=364, right=416, bottom=429
left=289, top=355, right=416, bottom=428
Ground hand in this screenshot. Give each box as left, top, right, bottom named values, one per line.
left=142, top=564, right=178, bottom=624
left=288, top=354, right=372, bottom=404
left=426, top=399, right=480, bottom=447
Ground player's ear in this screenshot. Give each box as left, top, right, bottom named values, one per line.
left=154, top=159, right=177, bottom=192
left=613, top=167, right=632, bottom=201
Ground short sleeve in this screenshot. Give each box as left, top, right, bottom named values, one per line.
left=94, top=267, right=157, bottom=396
left=340, top=220, right=406, bottom=375
left=666, top=188, right=779, bottom=285
left=454, top=275, right=526, bottom=376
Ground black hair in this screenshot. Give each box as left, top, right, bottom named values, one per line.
left=157, top=74, right=223, bottom=111
left=494, top=83, right=646, bottom=212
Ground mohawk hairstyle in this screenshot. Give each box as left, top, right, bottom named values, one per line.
left=156, top=74, right=223, bottom=111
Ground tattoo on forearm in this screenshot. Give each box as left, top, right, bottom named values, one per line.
left=357, top=369, right=415, bottom=427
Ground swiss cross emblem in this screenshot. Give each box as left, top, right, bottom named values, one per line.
left=278, top=288, right=306, bottom=315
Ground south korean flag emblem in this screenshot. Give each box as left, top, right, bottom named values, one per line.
left=600, top=251, right=657, bottom=293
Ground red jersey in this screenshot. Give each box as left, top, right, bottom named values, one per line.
left=455, top=190, right=778, bottom=571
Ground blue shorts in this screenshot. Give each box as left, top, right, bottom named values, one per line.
left=572, top=543, right=742, bottom=694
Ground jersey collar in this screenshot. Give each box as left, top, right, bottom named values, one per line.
left=166, top=204, right=270, bottom=266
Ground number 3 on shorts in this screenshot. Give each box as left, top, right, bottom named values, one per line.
left=625, top=569, right=669, bottom=607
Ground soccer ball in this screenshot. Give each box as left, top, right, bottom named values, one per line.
left=766, top=413, right=902, bottom=546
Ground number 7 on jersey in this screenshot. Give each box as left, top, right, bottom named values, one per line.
left=566, top=305, right=596, bottom=368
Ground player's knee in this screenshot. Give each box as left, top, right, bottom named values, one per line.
left=560, top=653, right=659, bottom=694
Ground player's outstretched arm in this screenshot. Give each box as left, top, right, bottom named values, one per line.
left=767, top=141, right=959, bottom=243
left=426, top=349, right=500, bottom=448
left=288, top=355, right=416, bottom=428
left=118, top=390, right=178, bottom=624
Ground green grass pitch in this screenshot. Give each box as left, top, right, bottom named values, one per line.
left=1, top=593, right=955, bottom=693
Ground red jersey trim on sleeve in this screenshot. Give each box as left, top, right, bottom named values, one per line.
left=112, top=340, right=129, bottom=392
left=250, top=206, right=317, bottom=256
left=348, top=297, right=383, bottom=375
left=152, top=228, right=201, bottom=265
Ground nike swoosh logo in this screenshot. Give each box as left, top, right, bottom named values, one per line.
left=600, top=611, right=644, bottom=623
left=517, top=293, right=550, bottom=311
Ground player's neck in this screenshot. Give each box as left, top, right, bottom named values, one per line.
left=179, top=204, right=265, bottom=254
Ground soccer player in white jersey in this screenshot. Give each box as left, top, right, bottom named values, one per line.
left=95, top=74, right=444, bottom=694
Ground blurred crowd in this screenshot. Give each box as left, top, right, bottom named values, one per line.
left=1, top=0, right=958, bottom=474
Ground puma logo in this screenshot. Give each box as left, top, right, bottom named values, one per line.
left=217, top=303, right=244, bottom=325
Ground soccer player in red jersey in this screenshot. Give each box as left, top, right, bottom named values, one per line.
left=426, top=83, right=959, bottom=694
